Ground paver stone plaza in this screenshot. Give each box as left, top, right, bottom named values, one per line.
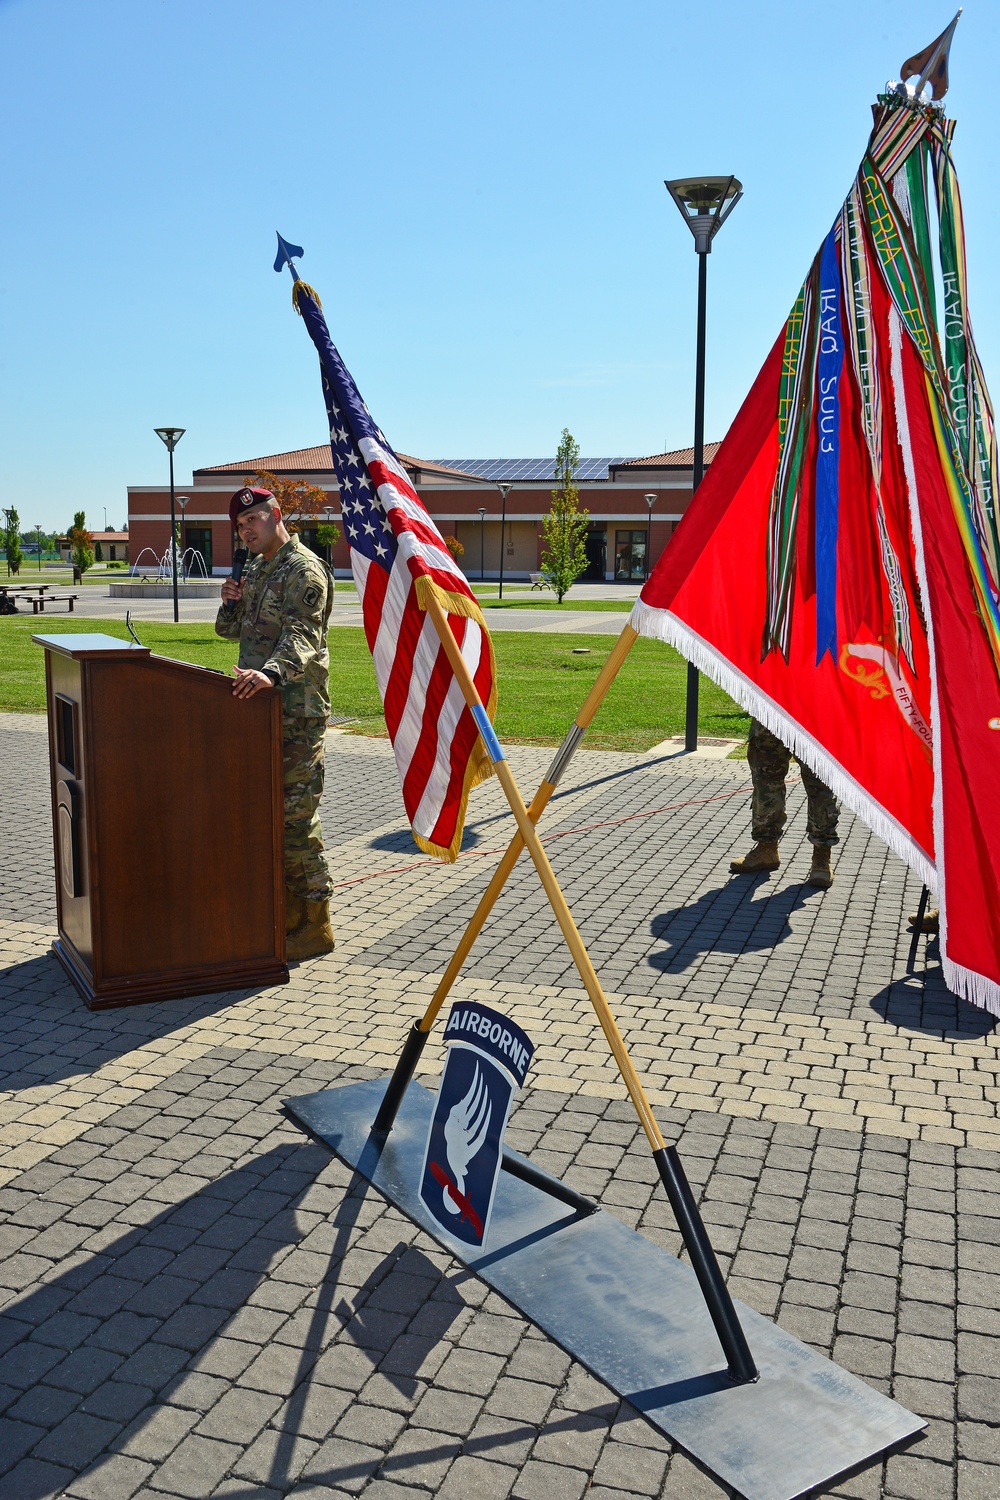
left=1, top=711, right=998, bottom=1499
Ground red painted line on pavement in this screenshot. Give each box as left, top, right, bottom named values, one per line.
left=331, top=783, right=766, bottom=891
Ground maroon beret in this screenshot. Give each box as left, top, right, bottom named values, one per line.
left=229, top=486, right=276, bottom=528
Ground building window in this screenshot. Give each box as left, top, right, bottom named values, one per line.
left=614, top=529, right=647, bottom=581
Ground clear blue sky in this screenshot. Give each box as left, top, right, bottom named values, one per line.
left=2, top=0, right=996, bottom=531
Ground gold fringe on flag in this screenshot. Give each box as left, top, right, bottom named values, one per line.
left=415, top=574, right=488, bottom=630
left=291, top=279, right=323, bottom=316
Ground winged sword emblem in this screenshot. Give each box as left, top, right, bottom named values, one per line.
left=441, top=1060, right=492, bottom=1215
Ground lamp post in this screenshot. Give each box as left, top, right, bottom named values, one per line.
left=496, top=482, right=512, bottom=599
left=477, top=506, right=487, bottom=582
left=644, top=493, right=657, bottom=581
left=154, top=427, right=185, bottom=622
left=664, top=175, right=742, bottom=752
left=35, top=524, right=42, bottom=573
left=2, top=509, right=11, bottom=577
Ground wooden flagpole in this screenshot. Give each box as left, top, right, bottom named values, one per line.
left=373, top=622, right=638, bottom=1131
left=377, top=596, right=757, bottom=1384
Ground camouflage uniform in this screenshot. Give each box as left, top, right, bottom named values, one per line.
left=748, top=719, right=840, bottom=848
left=216, top=535, right=334, bottom=900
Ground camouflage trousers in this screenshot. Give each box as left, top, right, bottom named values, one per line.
left=283, top=717, right=333, bottom=901
left=748, top=719, right=840, bottom=848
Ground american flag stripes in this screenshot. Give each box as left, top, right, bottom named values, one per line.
left=291, top=279, right=497, bottom=862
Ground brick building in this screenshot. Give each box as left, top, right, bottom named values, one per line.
left=56, top=530, right=129, bottom=563
left=126, top=443, right=718, bottom=581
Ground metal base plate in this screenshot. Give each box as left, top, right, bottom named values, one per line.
left=285, top=1078, right=923, bottom=1500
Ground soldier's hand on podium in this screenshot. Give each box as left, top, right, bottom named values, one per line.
left=232, top=667, right=275, bottom=699
left=221, top=577, right=244, bottom=605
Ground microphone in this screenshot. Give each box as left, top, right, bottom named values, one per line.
left=225, top=548, right=248, bottom=612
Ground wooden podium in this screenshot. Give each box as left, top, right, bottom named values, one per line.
left=35, top=634, right=289, bottom=1009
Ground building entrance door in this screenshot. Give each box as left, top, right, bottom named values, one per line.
left=584, top=525, right=606, bottom=581
left=614, top=529, right=647, bottom=581
left=184, top=527, right=213, bottom=573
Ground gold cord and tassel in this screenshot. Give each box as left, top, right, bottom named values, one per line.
left=291, top=279, right=323, bottom=316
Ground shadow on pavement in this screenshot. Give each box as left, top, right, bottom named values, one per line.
left=869, top=964, right=998, bottom=1039
left=369, top=824, right=483, bottom=855
left=0, top=955, right=275, bottom=1095
left=0, top=1141, right=465, bottom=1498
left=647, top=879, right=818, bottom=974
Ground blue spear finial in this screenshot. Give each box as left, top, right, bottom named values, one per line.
left=274, top=232, right=305, bottom=278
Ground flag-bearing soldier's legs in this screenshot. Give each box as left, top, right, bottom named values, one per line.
left=732, top=720, right=838, bottom=884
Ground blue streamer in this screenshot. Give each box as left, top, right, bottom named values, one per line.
left=815, top=226, right=844, bottom=664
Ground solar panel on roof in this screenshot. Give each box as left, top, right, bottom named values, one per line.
left=434, top=458, right=632, bottom=482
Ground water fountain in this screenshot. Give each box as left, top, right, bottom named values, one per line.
left=113, top=541, right=221, bottom=600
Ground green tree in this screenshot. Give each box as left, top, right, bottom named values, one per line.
left=540, top=428, right=589, bottom=603
left=247, top=470, right=329, bottom=533
left=4, top=508, right=24, bottom=576
left=95, top=541, right=104, bottom=562
left=315, top=521, right=341, bottom=564
left=69, top=510, right=95, bottom=574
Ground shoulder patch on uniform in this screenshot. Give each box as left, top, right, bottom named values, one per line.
left=301, top=584, right=321, bottom=608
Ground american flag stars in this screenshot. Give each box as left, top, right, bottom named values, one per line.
left=326, top=401, right=398, bottom=567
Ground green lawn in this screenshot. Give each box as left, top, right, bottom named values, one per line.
left=3, top=569, right=116, bottom=586
left=1, top=617, right=748, bottom=752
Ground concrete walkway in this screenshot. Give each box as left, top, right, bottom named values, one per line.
left=1, top=715, right=997, bottom=1499
left=28, top=583, right=641, bottom=637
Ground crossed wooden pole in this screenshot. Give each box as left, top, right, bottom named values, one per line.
left=374, top=600, right=758, bottom=1384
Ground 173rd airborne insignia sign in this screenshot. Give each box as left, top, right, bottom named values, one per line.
left=419, top=1002, right=535, bottom=1248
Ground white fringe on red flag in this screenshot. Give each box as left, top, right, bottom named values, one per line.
left=629, top=597, right=938, bottom=896
left=889, top=305, right=1000, bottom=1017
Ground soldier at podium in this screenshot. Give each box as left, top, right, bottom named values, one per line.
left=217, top=486, right=335, bottom=959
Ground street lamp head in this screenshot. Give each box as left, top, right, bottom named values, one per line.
left=664, top=176, right=742, bottom=254
left=176, top=495, right=191, bottom=511
left=154, top=427, right=186, bottom=452
left=478, top=506, right=487, bottom=520
left=644, top=493, right=657, bottom=512
left=496, top=482, right=513, bottom=501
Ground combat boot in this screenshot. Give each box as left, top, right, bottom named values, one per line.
left=908, top=906, right=939, bottom=933
left=730, top=840, right=780, bottom=874
left=287, top=899, right=335, bottom=961
left=285, top=893, right=305, bottom=935
left=806, top=847, right=833, bottom=889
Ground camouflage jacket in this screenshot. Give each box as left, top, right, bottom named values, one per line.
left=215, top=535, right=333, bottom=719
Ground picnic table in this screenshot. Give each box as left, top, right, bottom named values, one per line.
left=0, top=586, right=79, bottom=614
left=29, top=593, right=79, bottom=614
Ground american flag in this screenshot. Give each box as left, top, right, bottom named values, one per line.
left=292, top=281, right=498, bottom=862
